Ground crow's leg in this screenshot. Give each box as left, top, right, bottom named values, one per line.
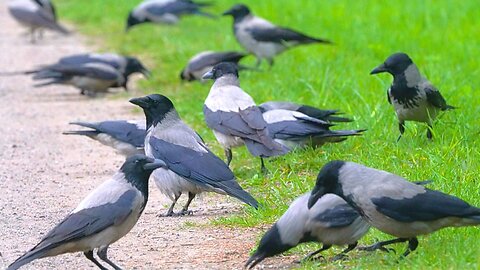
left=426, top=124, right=433, bottom=140
left=331, top=242, right=358, bottom=261
left=162, top=193, right=181, bottom=217
left=359, top=238, right=409, bottom=253
left=260, top=158, right=268, bottom=175
left=299, top=244, right=332, bottom=262
left=84, top=250, right=108, bottom=270
left=179, top=192, right=196, bottom=216
left=224, top=148, right=233, bottom=166
left=97, top=246, right=122, bottom=270
left=397, top=121, right=405, bottom=142
left=266, top=58, right=274, bottom=68
left=402, top=238, right=419, bottom=257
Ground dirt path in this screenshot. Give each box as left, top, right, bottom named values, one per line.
left=0, top=3, right=301, bottom=270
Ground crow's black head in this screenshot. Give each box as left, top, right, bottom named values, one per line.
left=126, top=12, right=146, bottom=31
left=120, top=154, right=166, bottom=193
left=201, top=62, right=239, bottom=80
left=222, top=4, right=251, bottom=20
left=370, top=52, right=414, bottom=76
left=308, top=160, right=346, bottom=208
left=129, top=94, right=176, bottom=128
left=125, top=57, right=150, bottom=77
left=245, top=224, right=293, bottom=269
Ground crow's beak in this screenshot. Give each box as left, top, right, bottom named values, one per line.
left=141, top=67, right=151, bottom=78
left=222, top=8, right=233, bottom=16
left=143, top=158, right=167, bottom=170
left=245, top=252, right=267, bottom=270
left=370, top=63, right=388, bottom=75
left=129, top=96, right=149, bottom=108
left=202, top=70, right=214, bottom=80
left=307, top=186, right=326, bottom=209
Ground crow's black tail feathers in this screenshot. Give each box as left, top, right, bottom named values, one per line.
left=297, top=106, right=351, bottom=123
left=221, top=180, right=259, bottom=209
left=7, top=246, right=49, bottom=270
left=0, top=70, right=37, bottom=76
left=62, top=130, right=99, bottom=137
left=244, top=139, right=289, bottom=158
left=325, top=115, right=353, bottom=123
left=194, top=11, right=217, bottom=19
left=309, top=37, right=333, bottom=45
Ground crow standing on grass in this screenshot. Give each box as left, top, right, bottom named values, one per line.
left=370, top=52, right=455, bottom=141
left=7, top=155, right=167, bottom=270
left=222, top=4, right=332, bottom=67
left=8, top=0, right=69, bottom=43
left=126, top=0, right=215, bottom=30
left=130, top=94, right=258, bottom=216
left=202, top=62, right=289, bottom=173
left=308, top=160, right=480, bottom=257
left=245, top=193, right=370, bottom=269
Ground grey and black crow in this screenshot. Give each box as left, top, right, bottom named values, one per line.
left=8, top=0, right=69, bottom=43
left=130, top=94, right=258, bottom=216
left=202, top=62, right=288, bottom=173
left=180, top=51, right=248, bottom=81
left=308, top=161, right=480, bottom=257
left=222, top=4, right=332, bottom=67
left=55, top=53, right=151, bottom=90
left=7, top=155, right=166, bottom=270
left=63, top=120, right=146, bottom=156
left=31, top=62, right=126, bottom=96
left=126, top=0, right=214, bottom=30
left=260, top=108, right=365, bottom=150
left=245, top=193, right=370, bottom=269
left=259, top=101, right=352, bottom=123
left=370, top=52, right=455, bottom=141
left=22, top=53, right=150, bottom=95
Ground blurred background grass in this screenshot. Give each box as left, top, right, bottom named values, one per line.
left=55, top=0, right=480, bottom=268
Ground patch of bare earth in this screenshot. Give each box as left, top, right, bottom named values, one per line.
left=0, top=3, right=304, bottom=270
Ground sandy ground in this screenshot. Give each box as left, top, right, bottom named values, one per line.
left=0, top=3, right=301, bottom=270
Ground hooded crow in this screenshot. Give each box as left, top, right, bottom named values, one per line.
left=308, top=161, right=480, bottom=257
left=260, top=108, right=365, bottom=150
left=370, top=52, right=455, bottom=141
left=126, top=0, right=215, bottom=30
left=15, top=53, right=151, bottom=93
left=31, top=62, right=126, bottom=96
left=259, top=101, right=352, bottom=123
left=56, top=53, right=151, bottom=90
left=202, top=62, right=288, bottom=173
left=130, top=94, right=258, bottom=216
left=7, top=154, right=166, bottom=270
left=180, top=51, right=248, bottom=81
left=222, top=4, right=332, bottom=67
left=63, top=120, right=146, bottom=157
left=245, top=193, right=370, bottom=269
left=8, top=0, right=69, bottom=43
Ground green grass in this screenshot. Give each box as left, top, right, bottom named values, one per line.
left=55, top=0, right=480, bottom=269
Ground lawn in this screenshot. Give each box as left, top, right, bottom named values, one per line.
left=55, top=0, right=480, bottom=269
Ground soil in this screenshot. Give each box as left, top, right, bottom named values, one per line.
left=0, top=3, right=296, bottom=270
